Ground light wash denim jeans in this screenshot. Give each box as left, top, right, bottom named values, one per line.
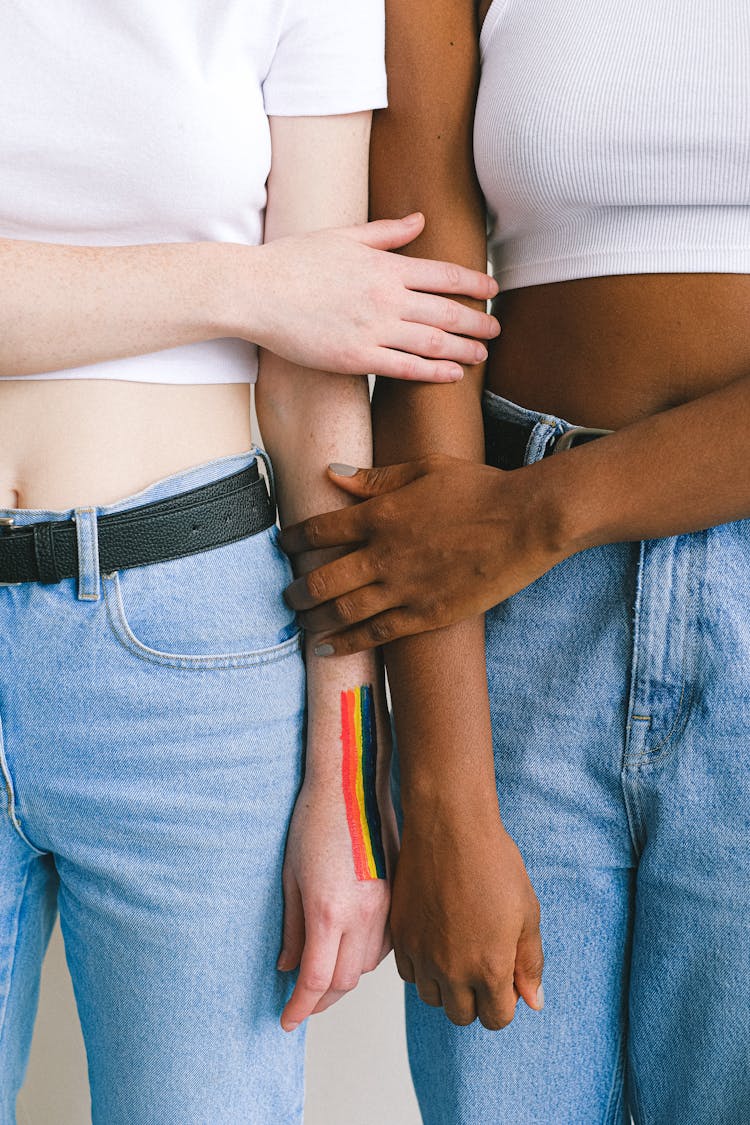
left=0, top=451, right=306, bottom=1124
left=406, top=390, right=750, bottom=1125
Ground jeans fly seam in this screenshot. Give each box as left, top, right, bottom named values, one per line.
left=0, top=719, right=47, bottom=856
left=623, top=541, right=647, bottom=760
left=634, top=543, right=698, bottom=765
left=103, top=574, right=303, bottom=669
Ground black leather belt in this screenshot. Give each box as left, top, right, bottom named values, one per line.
left=485, top=414, right=612, bottom=471
left=0, top=463, right=275, bottom=585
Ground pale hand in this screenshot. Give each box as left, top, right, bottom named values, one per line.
left=278, top=777, right=397, bottom=1031
left=244, top=213, right=500, bottom=383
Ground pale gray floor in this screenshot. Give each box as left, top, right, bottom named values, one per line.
left=16, top=922, right=421, bottom=1125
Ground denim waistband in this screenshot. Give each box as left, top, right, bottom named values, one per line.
left=482, top=388, right=581, bottom=467
left=0, top=448, right=261, bottom=528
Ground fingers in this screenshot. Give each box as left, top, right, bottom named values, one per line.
left=309, top=933, right=368, bottom=1017
left=367, top=348, right=465, bottom=383
left=475, top=976, right=522, bottom=1031
left=278, top=506, right=364, bottom=557
left=394, top=949, right=416, bottom=984
left=440, top=984, right=479, bottom=1027
left=299, top=584, right=393, bottom=636
left=405, top=257, right=499, bottom=301
left=312, top=609, right=426, bottom=657
left=513, top=915, right=545, bottom=1013
left=283, top=550, right=373, bottom=613
left=414, top=975, right=443, bottom=1008
left=277, top=872, right=305, bottom=973
left=388, top=322, right=488, bottom=368
left=326, top=460, right=428, bottom=500
left=405, top=292, right=500, bottom=341
left=346, top=212, right=426, bottom=251
left=280, top=926, right=339, bottom=1032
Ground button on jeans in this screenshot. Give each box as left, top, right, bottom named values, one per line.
left=406, top=390, right=750, bottom=1125
left=0, top=451, right=306, bottom=1124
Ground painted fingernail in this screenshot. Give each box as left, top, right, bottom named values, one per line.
left=536, top=984, right=545, bottom=1010
left=314, top=643, right=335, bottom=657
left=329, top=463, right=358, bottom=476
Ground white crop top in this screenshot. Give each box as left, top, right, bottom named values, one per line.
left=474, top=0, right=750, bottom=292
left=0, top=1, right=387, bottom=384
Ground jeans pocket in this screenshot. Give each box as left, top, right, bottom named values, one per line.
left=103, top=526, right=302, bottom=669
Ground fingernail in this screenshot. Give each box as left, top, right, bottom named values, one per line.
left=491, top=320, right=501, bottom=336
left=329, top=463, right=358, bottom=477
left=314, top=643, right=335, bottom=657
left=475, top=345, right=488, bottom=362
left=535, top=984, right=545, bottom=1010
left=277, top=956, right=289, bottom=971
left=405, top=211, right=422, bottom=222
left=285, top=1021, right=300, bottom=1032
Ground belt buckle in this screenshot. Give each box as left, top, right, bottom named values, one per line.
left=552, top=426, right=614, bottom=454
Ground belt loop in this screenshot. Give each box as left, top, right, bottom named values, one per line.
left=74, top=507, right=101, bottom=601
left=254, top=446, right=277, bottom=518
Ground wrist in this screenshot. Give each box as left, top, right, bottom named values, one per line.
left=400, top=766, right=502, bottom=828
left=206, top=240, right=270, bottom=345
left=509, top=453, right=605, bottom=562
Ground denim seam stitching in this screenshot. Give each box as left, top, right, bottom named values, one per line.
left=0, top=863, right=33, bottom=1045
left=632, top=679, right=695, bottom=767
left=0, top=726, right=46, bottom=856
left=603, top=1020, right=628, bottom=1125
left=75, top=506, right=100, bottom=601
left=631, top=544, right=698, bottom=765
left=628, top=1040, right=650, bottom=1125
left=103, top=575, right=302, bottom=669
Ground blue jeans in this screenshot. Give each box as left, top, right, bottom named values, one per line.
left=406, top=390, right=750, bottom=1124
left=0, top=451, right=307, bottom=1124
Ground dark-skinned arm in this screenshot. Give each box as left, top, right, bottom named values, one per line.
left=283, top=0, right=545, bottom=1030
left=280, top=366, right=750, bottom=648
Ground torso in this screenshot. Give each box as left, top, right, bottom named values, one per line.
left=476, top=0, right=750, bottom=429
left=0, top=382, right=253, bottom=509
left=0, top=1, right=279, bottom=509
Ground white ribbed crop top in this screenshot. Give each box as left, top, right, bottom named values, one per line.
left=0, top=1, right=386, bottom=384
left=474, top=0, right=750, bottom=292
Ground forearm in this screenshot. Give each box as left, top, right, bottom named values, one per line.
left=260, top=362, right=378, bottom=698
left=0, top=237, right=255, bottom=376
left=546, top=372, right=750, bottom=553
left=371, top=0, right=497, bottom=820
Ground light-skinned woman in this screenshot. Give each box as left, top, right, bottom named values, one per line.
left=0, top=2, right=499, bottom=1122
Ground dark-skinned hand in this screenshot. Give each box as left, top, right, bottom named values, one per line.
left=279, top=454, right=568, bottom=655
left=392, top=802, right=545, bottom=1027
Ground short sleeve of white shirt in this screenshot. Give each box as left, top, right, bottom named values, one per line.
left=263, top=0, right=387, bottom=116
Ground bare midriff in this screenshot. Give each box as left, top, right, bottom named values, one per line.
left=485, top=273, right=750, bottom=430
left=0, top=380, right=253, bottom=510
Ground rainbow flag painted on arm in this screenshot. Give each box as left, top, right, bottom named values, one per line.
left=341, top=685, right=387, bottom=881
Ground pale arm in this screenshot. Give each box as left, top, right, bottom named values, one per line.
left=281, top=1, right=544, bottom=1028
left=255, top=113, right=396, bottom=1033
